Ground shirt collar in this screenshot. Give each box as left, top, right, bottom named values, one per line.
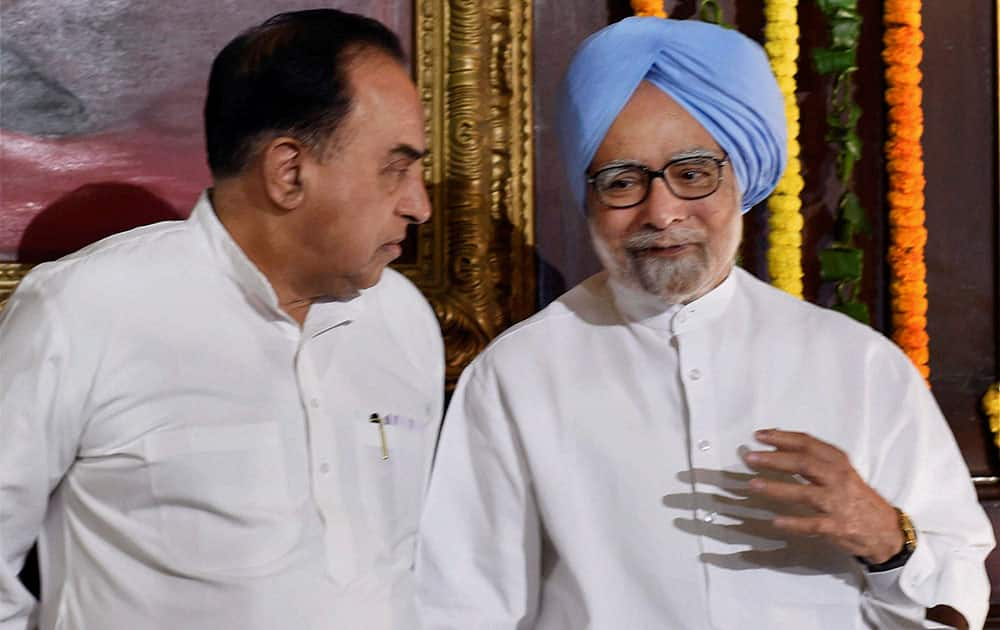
left=608, top=266, right=738, bottom=333
left=190, top=191, right=362, bottom=332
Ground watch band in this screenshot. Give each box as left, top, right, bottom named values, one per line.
left=860, top=507, right=917, bottom=573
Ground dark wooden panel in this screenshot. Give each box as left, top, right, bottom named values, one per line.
left=531, top=1, right=610, bottom=306
left=921, top=1, right=999, bottom=477
left=983, top=500, right=1000, bottom=626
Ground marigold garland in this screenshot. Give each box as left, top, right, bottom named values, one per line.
left=763, top=0, right=804, bottom=298
left=631, top=0, right=667, bottom=18
left=884, top=0, right=930, bottom=381
left=985, top=384, right=1000, bottom=448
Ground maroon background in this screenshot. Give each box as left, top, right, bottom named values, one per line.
left=0, top=1, right=412, bottom=261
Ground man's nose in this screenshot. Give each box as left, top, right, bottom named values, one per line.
left=399, top=176, right=432, bottom=224
left=640, top=176, right=689, bottom=230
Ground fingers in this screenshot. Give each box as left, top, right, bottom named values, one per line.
left=744, top=450, right=826, bottom=484
left=770, top=514, right=832, bottom=536
left=743, top=429, right=850, bottom=485
left=748, top=476, right=824, bottom=510
left=752, top=429, right=846, bottom=464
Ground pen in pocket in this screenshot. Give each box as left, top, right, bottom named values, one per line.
left=368, top=413, right=390, bottom=461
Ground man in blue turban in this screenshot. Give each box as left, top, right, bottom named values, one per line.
left=417, top=17, right=992, bottom=630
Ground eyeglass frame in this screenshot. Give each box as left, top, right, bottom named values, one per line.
left=586, top=154, right=730, bottom=209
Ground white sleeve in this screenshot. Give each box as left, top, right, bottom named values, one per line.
left=861, top=349, right=995, bottom=629
left=416, top=361, right=542, bottom=630
left=419, top=292, right=445, bottom=500
left=0, top=276, right=81, bottom=629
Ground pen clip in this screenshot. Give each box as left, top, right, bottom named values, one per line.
left=368, top=413, right=390, bottom=461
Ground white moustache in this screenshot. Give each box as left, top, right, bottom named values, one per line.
left=624, top=227, right=706, bottom=251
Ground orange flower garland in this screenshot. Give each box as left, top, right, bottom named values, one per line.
left=884, top=0, right=930, bottom=381
left=631, top=0, right=667, bottom=18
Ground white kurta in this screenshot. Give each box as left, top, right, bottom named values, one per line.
left=417, top=268, right=993, bottom=630
left=0, top=193, right=444, bottom=630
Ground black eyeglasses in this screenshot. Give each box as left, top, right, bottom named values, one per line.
left=586, top=154, right=729, bottom=209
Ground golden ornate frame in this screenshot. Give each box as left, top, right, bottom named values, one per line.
left=407, top=0, right=535, bottom=383
left=0, top=264, right=30, bottom=311
left=0, top=1, right=536, bottom=385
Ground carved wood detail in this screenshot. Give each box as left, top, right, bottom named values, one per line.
left=409, top=0, right=535, bottom=385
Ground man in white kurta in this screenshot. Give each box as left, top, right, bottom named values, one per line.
left=417, top=17, right=993, bottom=630
left=1, top=10, right=443, bottom=629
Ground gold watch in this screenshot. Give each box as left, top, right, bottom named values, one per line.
left=860, top=507, right=917, bottom=572
left=897, top=507, right=917, bottom=554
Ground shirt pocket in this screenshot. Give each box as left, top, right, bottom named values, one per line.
left=143, top=421, right=299, bottom=573
left=355, top=411, right=432, bottom=557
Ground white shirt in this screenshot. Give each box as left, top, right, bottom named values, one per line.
left=417, top=268, right=994, bottom=630
left=0, top=193, right=444, bottom=630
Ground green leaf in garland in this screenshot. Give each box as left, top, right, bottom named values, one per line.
left=839, top=152, right=856, bottom=183
left=831, top=300, right=870, bottom=325
left=817, top=0, right=858, bottom=14
left=839, top=129, right=862, bottom=180
left=813, top=48, right=857, bottom=75
left=839, top=191, right=869, bottom=234
left=831, top=7, right=860, bottom=21
left=845, top=104, right=862, bottom=127
left=819, top=246, right=863, bottom=282
left=831, top=20, right=861, bottom=49
left=698, top=0, right=732, bottom=29
left=814, top=0, right=866, bottom=323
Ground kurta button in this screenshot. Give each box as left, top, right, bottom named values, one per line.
left=703, top=512, right=716, bottom=523
left=310, top=398, right=320, bottom=408
left=677, top=312, right=688, bottom=324
left=697, top=440, right=711, bottom=452
left=319, top=462, right=330, bottom=474
left=688, top=368, right=702, bottom=380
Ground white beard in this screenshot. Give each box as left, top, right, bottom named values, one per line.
left=590, top=223, right=728, bottom=304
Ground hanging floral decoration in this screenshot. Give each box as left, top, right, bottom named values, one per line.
left=631, top=0, right=667, bottom=18
left=812, top=1, right=870, bottom=324
left=763, top=0, right=804, bottom=298
left=697, top=0, right=728, bottom=24
left=884, top=0, right=930, bottom=380
left=985, top=384, right=1000, bottom=448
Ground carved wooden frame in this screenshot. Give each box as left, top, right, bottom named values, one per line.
left=0, top=264, right=30, bottom=311
left=408, top=0, right=535, bottom=384
left=0, top=1, right=536, bottom=387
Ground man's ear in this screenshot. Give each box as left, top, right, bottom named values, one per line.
left=260, top=137, right=305, bottom=210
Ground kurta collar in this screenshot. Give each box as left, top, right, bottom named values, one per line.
left=190, top=191, right=362, bottom=334
left=608, top=266, right=738, bottom=334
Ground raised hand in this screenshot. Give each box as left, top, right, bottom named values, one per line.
left=742, top=429, right=903, bottom=565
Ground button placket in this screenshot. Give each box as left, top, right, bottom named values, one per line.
left=295, top=340, right=359, bottom=583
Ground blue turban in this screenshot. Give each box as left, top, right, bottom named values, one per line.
left=557, top=17, right=787, bottom=214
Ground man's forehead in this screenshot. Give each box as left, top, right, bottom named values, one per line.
left=340, top=53, right=426, bottom=152
left=590, top=147, right=723, bottom=170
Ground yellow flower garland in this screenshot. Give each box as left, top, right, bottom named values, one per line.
left=631, top=0, right=667, bottom=18
left=985, top=383, right=1000, bottom=449
left=763, top=0, right=804, bottom=298
left=884, top=0, right=930, bottom=381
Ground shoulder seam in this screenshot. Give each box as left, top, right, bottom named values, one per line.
left=23, top=221, right=193, bottom=286
left=483, top=306, right=578, bottom=352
